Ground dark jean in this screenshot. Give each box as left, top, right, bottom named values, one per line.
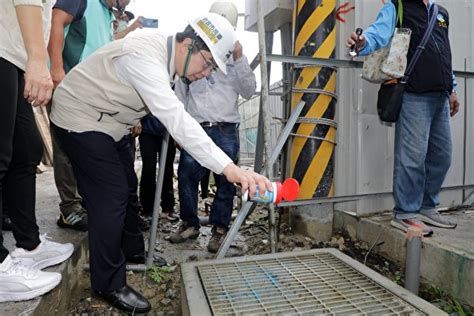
left=53, top=125, right=144, bottom=292
left=0, top=58, right=42, bottom=262
left=393, top=91, right=452, bottom=219
left=178, top=124, right=239, bottom=229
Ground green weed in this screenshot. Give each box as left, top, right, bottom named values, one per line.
left=148, top=265, right=172, bottom=284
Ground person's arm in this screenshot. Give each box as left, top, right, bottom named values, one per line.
left=346, top=2, right=396, bottom=56
left=15, top=3, right=53, bottom=106
left=113, top=53, right=272, bottom=196
left=449, top=73, right=460, bottom=117
left=47, top=8, right=74, bottom=87
left=232, top=42, right=256, bottom=100
left=114, top=18, right=143, bottom=40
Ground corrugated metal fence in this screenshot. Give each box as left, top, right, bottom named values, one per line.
left=239, top=81, right=284, bottom=164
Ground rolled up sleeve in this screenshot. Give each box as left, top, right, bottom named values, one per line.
left=233, top=55, right=256, bottom=100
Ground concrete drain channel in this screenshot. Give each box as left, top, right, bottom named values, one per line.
left=181, top=248, right=445, bottom=315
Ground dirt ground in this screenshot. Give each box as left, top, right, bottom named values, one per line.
left=67, top=190, right=473, bottom=315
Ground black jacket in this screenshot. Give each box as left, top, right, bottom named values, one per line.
left=394, top=0, right=453, bottom=93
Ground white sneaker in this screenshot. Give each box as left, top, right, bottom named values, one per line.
left=0, top=255, right=61, bottom=303
left=11, top=234, right=74, bottom=270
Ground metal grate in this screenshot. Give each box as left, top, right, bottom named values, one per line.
left=197, top=252, right=425, bottom=315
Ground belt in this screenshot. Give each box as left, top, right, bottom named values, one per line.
left=199, top=122, right=239, bottom=128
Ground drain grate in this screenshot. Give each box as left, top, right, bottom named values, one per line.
left=181, top=249, right=445, bottom=315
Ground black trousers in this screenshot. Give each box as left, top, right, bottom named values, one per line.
left=138, top=133, right=176, bottom=215
left=0, top=58, right=42, bottom=262
left=53, top=125, right=144, bottom=292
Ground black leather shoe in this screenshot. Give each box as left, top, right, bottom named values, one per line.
left=95, top=285, right=151, bottom=314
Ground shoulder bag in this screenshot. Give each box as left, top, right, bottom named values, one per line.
left=377, top=3, right=438, bottom=122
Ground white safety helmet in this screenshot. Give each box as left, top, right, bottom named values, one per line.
left=189, top=13, right=236, bottom=75
left=209, top=1, right=238, bottom=28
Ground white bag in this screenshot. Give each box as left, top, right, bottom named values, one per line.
left=362, top=27, right=412, bottom=83
left=361, top=0, right=412, bottom=83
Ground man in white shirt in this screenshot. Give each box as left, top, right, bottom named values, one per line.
left=172, top=40, right=256, bottom=253
left=50, top=13, right=271, bottom=313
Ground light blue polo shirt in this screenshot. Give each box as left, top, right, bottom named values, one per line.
left=80, top=0, right=115, bottom=60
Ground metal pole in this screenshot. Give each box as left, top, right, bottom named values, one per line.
left=216, top=202, right=254, bottom=259
left=278, top=183, right=474, bottom=207
left=253, top=38, right=274, bottom=174
left=266, top=54, right=474, bottom=78
left=256, top=0, right=276, bottom=253
left=280, top=22, right=293, bottom=181
left=405, top=227, right=423, bottom=295
left=146, top=132, right=169, bottom=268
left=216, top=102, right=306, bottom=259
left=249, top=54, right=260, bottom=70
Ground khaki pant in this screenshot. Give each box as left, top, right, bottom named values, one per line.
left=49, top=116, right=86, bottom=216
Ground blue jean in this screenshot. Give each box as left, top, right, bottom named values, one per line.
left=393, top=91, right=452, bottom=219
left=178, top=124, right=239, bottom=229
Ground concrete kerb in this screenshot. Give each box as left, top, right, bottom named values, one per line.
left=33, top=238, right=89, bottom=315
left=0, top=169, right=89, bottom=315
left=333, top=210, right=474, bottom=305
left=0, top=234, right=89, bottom=316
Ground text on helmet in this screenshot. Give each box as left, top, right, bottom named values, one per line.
left=197, top=17, right=223, bottom=44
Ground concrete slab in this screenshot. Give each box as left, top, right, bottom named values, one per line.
left=0, top=168, right=88, bottom=315
left=334, top=209, right=474, bottom=305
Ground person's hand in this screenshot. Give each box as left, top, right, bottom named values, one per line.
left=131, top=17, right=143, bottom=31
left=233, top=41, right=243, bottom=61
left=131, top=122, right=142, bottom=137
left=222, top=163, right=272, bottom=198
left=50, top=66, right=65, bottom=89
left=24, top=57, right=54, bottom=107
left=449, top=91, right=460, bottom=117
left=346, top=32, right=366, bottom=52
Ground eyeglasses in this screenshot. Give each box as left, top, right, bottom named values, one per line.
left=199, top=50, right=218, bottom=71
left=111, top=0, right=125, bottom=14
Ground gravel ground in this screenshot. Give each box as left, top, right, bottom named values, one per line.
left=67, top=197, right=473, bottom=315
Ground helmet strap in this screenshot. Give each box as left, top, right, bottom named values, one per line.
left=181, top=39, right=195, bottom=84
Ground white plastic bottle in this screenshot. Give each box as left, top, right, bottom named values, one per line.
left=242, top=182, right=281, bottom=204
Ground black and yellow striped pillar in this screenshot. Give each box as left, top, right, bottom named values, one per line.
left=291, top=0, right=337, bottom=199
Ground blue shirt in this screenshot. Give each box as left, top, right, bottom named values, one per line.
left=358, top=0, right=456, bottom=90
left=53, top=0, right=114, bottom=73
left=81, top=0, right=114, bottom=60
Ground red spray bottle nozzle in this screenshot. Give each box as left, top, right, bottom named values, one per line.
left=281, top=178, right=300, bottom=202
